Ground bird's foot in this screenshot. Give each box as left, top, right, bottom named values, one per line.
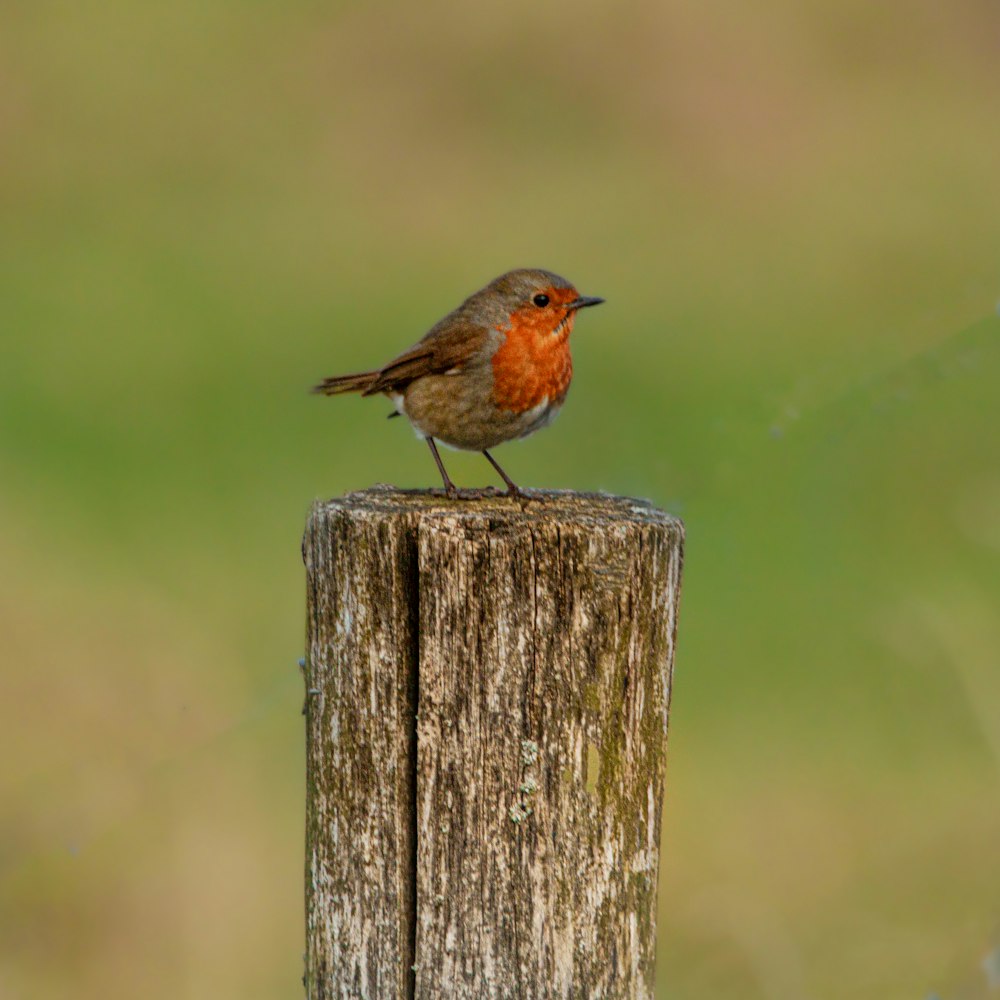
left=506, top=484, right=534, bottom=508
left=430, top=485, right=503, bottom=501
left=430, top=484, right=537, bottom=503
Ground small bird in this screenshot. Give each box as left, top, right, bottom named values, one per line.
left=313, top=268, right=604, bottom=498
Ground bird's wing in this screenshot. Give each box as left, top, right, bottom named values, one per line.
left=361, top=322, right=489, bottom=396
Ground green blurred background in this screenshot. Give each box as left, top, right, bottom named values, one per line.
left=3, top=1, right=999, bottom=997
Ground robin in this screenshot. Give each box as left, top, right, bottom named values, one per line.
left=313, top=268, right=604, bottom=498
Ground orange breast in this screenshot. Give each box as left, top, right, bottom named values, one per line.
left=491, top=310, right=575, bottom=414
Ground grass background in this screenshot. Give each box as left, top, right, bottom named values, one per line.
left=2, top=1, right=1000, bottom=997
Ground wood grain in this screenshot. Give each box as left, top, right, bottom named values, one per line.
left=303, top=487, right=684, bottom=999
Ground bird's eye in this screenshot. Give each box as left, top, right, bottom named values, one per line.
left=532, top=293, right=550, bottom=307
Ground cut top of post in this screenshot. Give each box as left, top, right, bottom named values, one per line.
left=306, top=484, right=683, bottom=535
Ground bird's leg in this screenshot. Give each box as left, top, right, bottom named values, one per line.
left=426, top=438, right=458, bottom=498
left=482, top=450, right=524, bottom=499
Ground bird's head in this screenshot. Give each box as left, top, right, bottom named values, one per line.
left=473, top=268, right=604, bottom=338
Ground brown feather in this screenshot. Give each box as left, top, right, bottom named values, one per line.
left=311, top=371, right=378, bottom=395
left=359, top=322, right=489, bottom=396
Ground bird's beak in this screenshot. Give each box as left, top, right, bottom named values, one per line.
left=566, top=295, right=605, bottom=311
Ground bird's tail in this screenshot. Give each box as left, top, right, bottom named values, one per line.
left=311, top=371, right=379, bottom=396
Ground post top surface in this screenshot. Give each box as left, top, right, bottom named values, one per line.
left=311, top=485, right=682, bottom=533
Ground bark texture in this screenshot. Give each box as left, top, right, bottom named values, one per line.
left=303, top=487, right=684, bottom=1000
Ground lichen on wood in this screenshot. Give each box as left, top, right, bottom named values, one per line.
left=303, top=487, right=684, bottom=999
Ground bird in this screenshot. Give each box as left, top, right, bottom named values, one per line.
left=313, top=268, right=604, bottom=498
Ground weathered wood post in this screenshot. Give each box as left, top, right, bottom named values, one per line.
left=303, top=487, right=683, bottom=999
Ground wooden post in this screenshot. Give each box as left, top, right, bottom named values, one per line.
left=302, top=487, right=684, bottom=1000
